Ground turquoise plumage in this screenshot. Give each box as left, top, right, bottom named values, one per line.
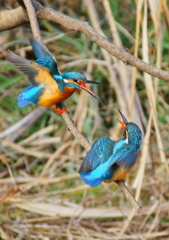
left=79, top=110, right=142, bottom=187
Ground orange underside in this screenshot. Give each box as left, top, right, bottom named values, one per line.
left=38, top=85, right=76, bottom=107
left=104, top=167, right=129, bottom=183
left=32, top=63, right=76, bottom=108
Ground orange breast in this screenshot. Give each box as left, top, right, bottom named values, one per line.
left=33, top=63, right=56, bottom=85
left=38, top=85, right=76, bottom=107
left=104, top=167, right=129, bottom=183
left=32, top=63, right=76, bottom=107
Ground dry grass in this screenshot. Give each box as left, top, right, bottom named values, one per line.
left=0, top=0, right=169, bottom=239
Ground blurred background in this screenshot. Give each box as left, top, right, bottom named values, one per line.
left=0, top=0, right=169, bottom=239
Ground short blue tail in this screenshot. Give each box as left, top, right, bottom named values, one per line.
left=79, top=171, right=104, bottom=187
left=18, top=86, right=43, bottom=108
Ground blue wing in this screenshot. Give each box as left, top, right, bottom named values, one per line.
left=80, top=141, right=140, bottom=187
left=18, top=86, right=44, bottom=107
left=114, top=149, right=139, bottom=169
left=79, top=136, right=114, bottom=173
left=31, top=38, right=53, bottom=59
left=79, top=137, right=115, bottom=187
left=31, top=39, right=61, bottom=76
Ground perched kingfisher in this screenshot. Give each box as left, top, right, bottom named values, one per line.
left=79, top=110, right=142, bottom=187
left=7, top=39, right=98, bottom=114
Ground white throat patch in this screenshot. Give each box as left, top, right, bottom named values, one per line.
left=63, top=79, right=69, bottom=83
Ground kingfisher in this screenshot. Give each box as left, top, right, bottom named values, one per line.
left=7, top=39, right=98, bottom=114
left=79, top=110, right=142, bottom=187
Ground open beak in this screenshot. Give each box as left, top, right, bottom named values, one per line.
left=77, top=82, right=99, bottom=100
left=116, top=109, right=128, bottom=128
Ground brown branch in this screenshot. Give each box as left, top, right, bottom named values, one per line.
left=0, top=0, right=169, bottom=81
left=4, top=0, right=142, bottom=213
left=58, top=103, right=91, bottom=152
left=22, top=0, right=42, bottom=44
left=116, top=180, right=142, bottom=214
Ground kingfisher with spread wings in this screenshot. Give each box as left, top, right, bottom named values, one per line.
left=7, top=39, right=98, bottom=114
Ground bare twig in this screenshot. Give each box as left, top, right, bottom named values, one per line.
left=0, top=0, right=169, bottom=81
left=116, top=181, right=142, bottom=214
left=22, top=0, right=42, bottom=43
left=57, top=102, right=91, bottom=152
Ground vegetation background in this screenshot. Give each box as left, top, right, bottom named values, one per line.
left=0, top=0, right=169, bottom=239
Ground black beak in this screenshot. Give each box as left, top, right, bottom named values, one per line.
left=83, top=80, right=99, bottom=84
left=118, top=109, right=128, bottom=125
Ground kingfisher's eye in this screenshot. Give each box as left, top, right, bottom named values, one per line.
left=73, top=79, right=78, bottom=82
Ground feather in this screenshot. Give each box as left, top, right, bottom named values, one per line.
left=31, top=38, right=61, bottom=75
left=79, top=137, right=114, bottom=173
left=31, top=38, right=53, bottom=59
left=18, top=86, right=44, bottom=107
left=7, top=50, right=39, bottom=86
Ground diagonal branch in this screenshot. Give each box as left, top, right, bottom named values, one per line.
left=0, top=0, right=169, bottom=81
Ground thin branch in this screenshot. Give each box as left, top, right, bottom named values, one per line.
left=0, top=0, right=169, bottom=81
left=4, top=0, right=142, bottom=213
left=58, top=103, right=91, bottom=152
left=116, top=181, right=142, bottom=214
left=22, top=0, right=42, bottom=43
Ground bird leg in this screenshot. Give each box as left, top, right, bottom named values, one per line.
left=115, top=179, right=125, bottom=183
left=54, top=109, right=69, bottom=115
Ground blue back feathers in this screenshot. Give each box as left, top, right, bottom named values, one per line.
left=79, top=122, right=142, bottom=187
left=31, top=38, right=60, bottom=76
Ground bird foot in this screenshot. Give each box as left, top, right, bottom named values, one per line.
left=54, top=109, right=69, bottom=115
left=115, top=179, right=125, bottom=183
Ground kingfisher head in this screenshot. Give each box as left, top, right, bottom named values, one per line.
left=117, top=109, right=142, bottom=147
left=62, top=72, right=99, bottom=99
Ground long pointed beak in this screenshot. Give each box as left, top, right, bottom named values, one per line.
left=118, top=109, right=128, bottom=124
left=116, top=109, right=128, bottom=128
left=77, top=82, right=98, bottom=100
left=84, top=80, right=99, bottom=84
left=116, top=118, right=127, bottom=128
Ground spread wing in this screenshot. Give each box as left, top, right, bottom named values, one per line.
left=7, top=50, right=39, bottom=86
left=79, top=136, right=114, bottom=173
left=31, top=38, right=53, bottom=59
left=7, top=50, right=55, bottom=86
left=31, top=38, right=61, bottom=75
